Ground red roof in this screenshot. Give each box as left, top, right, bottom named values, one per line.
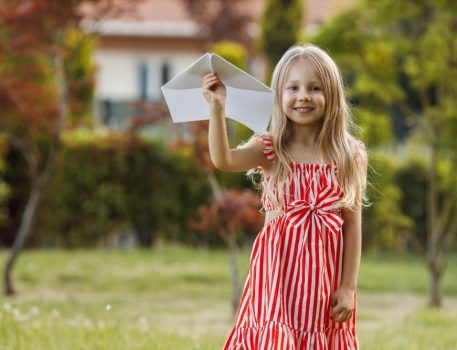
left=82, top=0, right=355, bottom=38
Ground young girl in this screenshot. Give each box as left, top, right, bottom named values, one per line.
left=202, top=44, right=367, bottom=350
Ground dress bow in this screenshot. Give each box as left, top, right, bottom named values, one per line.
left=285, top=186, right=344, bottom=236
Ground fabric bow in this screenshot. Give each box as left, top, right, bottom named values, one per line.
left=285, top=186, right=344, bottom=236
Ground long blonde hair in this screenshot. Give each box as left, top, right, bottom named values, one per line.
left=248, top=44, right=367, bottom=210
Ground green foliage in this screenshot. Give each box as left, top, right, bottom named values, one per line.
left=395, top=156, right=428, bottom=253
left=210, top=41, right=248, bottom=70
left=259, top=0, right=304, bottom=80
left=33, top=129, right=211, bottom=247
left=363, top=150, right=414, bottom=252
left=38, top=135, right=127, bottom=247
left=63, top=29, right=97, bottom=123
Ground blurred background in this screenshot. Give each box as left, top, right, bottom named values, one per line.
left=0, top=0, right=457, bottom=349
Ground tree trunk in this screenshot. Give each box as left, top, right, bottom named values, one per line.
left=224, top=230, right=241, bottom=315
left=3, top=53, right=67, bottom=296
left=429, top=260, right=443, bottom=307
left=207, top=170, right=242, bottom=314
left=4, top=172, right=51, bottom=295
left=427, top=139, right=443, bottom=307
left=207, top=170, right=223, bottom=202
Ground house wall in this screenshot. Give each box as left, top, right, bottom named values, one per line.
left=94, top=48, right=203, bottom=101
left=92, top=34, right=209, bottom=128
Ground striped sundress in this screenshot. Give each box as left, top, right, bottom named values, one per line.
left=223, top=136, right=359, bottom=350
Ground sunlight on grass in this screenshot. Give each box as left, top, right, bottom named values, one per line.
left=0, top=246, right=456, bottom=349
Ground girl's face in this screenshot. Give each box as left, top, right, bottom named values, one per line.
left=281, top=58, right=325, bottom=127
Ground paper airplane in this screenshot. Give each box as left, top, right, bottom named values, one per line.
left=161, top=53, right=275, bottom=134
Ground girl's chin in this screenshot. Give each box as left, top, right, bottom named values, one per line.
left=288, top=116, right=324, bottom=126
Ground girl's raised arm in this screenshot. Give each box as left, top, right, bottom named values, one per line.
left=202, top=73, right=272, bottom=173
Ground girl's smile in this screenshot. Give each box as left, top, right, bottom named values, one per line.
left=294, top=106, right=314, bottom=114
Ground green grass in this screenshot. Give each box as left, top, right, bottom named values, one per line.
left=0, top=245, right=456, bottom=349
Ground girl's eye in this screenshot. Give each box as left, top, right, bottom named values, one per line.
left=287, top=86, right=297, bottom=91
left=311, top=86, right=321, bottom=91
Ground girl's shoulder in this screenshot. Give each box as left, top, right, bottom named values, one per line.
left=244, top=134, right=275, bottom=176
left=236, top=134, right=276, bottom=174
left=254, top=134, right=276, bottom=163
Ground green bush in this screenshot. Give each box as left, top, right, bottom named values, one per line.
left=363, top=149, right=414, bottom=252
left=395, top=157, right=428, bottom=253
left=33, top=129, right=212, bottom=248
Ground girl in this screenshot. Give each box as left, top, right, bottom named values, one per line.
left=202, top=44, right=367, bottom=350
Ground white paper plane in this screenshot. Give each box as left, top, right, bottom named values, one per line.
left=161, top=53, right=275, bottom=134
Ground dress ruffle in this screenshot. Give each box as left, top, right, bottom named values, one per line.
left=225, top=321, right=358, bottom=350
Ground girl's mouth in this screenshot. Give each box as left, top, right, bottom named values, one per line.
left=294, top=107, right=314, bottom=113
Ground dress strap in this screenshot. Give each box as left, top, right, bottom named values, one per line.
left=256, top=135, right=276, bottom=162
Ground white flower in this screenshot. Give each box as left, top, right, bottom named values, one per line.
left=3, top=303, right=11, bottom=312
left=50, top=309, right=61, bottom=318
left=29, top=306, right=39, bottom=316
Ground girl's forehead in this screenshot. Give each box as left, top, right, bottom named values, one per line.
left=285, top=58, right=321, bottom=82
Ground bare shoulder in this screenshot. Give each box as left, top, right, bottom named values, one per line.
left=219, top=135, right=274, bottom=172
left=235, top=135, right=274, bottom=170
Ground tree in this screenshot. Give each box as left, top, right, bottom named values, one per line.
left=0, top=0, right=136, bottom=296
left=259, top=0, right=304, bottom=80
left=191, top=189, right=263, bottom=314
left=311, top=0, right=457, bottom=307
left=183, top=0, right=253, bottom=48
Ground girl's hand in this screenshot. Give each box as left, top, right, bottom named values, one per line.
left=202, top=73, right=226, bottom=107
left=329, top=287, right=355, bottom=323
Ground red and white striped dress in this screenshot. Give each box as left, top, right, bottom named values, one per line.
left=223, top=136, right=359, bottom=350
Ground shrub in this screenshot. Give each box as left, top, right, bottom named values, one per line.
left=34, top=129, right=211, bottom=247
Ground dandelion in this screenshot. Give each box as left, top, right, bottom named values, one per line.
left=3, top=303, right=11, bottom=312
left=105, top=304, right=112, bottom=312
left=66, top=318, right=78, bottom=327
left=13, top=309, right=30, bottom=322
left=50, top=309, right=61, bottom=318
left=83, top=319, right=93, bottom=329
left=29, top=306, right=39, bottom=316
left=12, top=308, right=21, bottom=318
left=138, top=316, right=149, bottom=331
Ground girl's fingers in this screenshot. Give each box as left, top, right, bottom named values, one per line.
left=203, top=72, right=216, bottom=79
left=203, top=73, right=218, bottom=82
left=339, top=310, right=352, bottom=322
left=203, top=79, right=224, bottom=92
left=331, top=305, right=353, bottom=322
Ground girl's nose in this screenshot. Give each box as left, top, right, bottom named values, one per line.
left=298, top=91, right=311, bottom=102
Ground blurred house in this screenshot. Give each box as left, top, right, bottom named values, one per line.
left=86, top=0, right=355, bottom=130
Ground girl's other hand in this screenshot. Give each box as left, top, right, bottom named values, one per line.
left=202, top=73, right=226, bottom=107
left=329, top=287, right=355, bottom=323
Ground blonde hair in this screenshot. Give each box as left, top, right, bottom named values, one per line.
left=247, top=44, right=367, bottom=210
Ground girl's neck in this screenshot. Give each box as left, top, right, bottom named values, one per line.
left=288, top=123, right=321, bottom=147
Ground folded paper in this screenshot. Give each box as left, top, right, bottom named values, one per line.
left=161, top=53, right=275, bottom=134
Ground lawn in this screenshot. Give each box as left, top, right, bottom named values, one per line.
left=0, top=245, right=456, bottom=349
